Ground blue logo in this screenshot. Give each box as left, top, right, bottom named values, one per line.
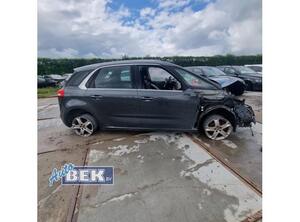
left=49, top=163, right=113, bottom=186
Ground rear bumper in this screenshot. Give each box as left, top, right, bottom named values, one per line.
left=58, top=98, right=71, bottom=127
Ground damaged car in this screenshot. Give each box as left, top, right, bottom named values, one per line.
left=217, top=65, right=262, bottom=91
left=185, top=66, right=246, bottom=96
left=58, top=60, right=255, bottom=140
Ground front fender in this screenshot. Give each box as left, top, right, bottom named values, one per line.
left=197, top=105, right=237, bottom=130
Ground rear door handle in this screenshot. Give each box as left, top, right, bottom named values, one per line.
left=91, top=95, right=103, bottom=100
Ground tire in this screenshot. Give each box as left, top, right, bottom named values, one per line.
left=202, top=114, right=233, bottom=140
left=71, top=114, right=98, bottom=137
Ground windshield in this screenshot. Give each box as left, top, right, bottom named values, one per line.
left=234, top=66, right=257, bottom=74
left=174, top=68, right=218, bottom=90
left=201, top=67, right=227, bottom=77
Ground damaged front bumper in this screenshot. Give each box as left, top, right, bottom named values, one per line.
left=233, top=100, right=256, bottom=128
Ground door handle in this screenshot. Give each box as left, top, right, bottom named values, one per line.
left=141, top=96, right=154, bottom=102
left=91, top=95, right=103, bottom=100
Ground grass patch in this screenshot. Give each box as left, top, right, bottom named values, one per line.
left=38, top=87, right=59, bottom=98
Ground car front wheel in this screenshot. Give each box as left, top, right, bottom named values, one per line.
left=71, top=114, right=98, bottom=137
left=202, top=114, right=233, bottom=140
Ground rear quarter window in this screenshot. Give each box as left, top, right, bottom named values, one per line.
left=65, top=70, right=91, bottom=87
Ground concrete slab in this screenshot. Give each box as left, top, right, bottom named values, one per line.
left=193, top=123, right=262, bottom=191
left=38, top=120, right=137, bottom=154
left=38, top=97, right=58, bottom=108
left=38, top=98, right=137, bottom=154
left=38, top=148, right=87, bottom=222
left=76, top=133, right=261, bottom=222
left=38, top=103, right=60, bottom=120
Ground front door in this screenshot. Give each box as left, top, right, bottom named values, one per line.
left=136, top=65, right=199, bottom=130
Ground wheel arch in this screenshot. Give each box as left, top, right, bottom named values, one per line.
left=197, top=106, right=237, bottom=132
left=64, top=108, right=98, bottom=127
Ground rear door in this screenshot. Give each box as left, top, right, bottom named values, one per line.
left=83, top=65, right=140, bottom=128
left=135, top=65, right=199, bottom=130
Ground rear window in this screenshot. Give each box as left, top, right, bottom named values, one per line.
left=65, top=70, right=91, bottom=87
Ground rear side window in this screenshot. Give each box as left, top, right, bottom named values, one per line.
left=88, top=66, right=134, bottom=89
left=65, top=71, right=91, bottom=87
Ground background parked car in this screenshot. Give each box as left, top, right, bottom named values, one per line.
left=245, top=64, right=262, bottom=74
left=185, top=66, right=246, bottom=96
left=37, top=76, right=57, bottom=88
left=217, top=66, right=262, bottom=91
left=44, top=74, right=65, bottom=84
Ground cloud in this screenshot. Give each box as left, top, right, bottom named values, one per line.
left=39, top=48, right=79, bottom=58
left=157, top=0, right=191, bottom=10
left=140, top=7, right=156, bottom=17
left=38, top=0, right=262, bottom=58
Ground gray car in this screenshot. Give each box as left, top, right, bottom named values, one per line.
left=58, top=60, right=255, bottom=140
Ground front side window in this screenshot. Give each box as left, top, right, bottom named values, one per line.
left=174, top=68, right=217, bottom=89
left=139, top=66, right=182, bottom=90
left=88, top=66, right=133, bottom=89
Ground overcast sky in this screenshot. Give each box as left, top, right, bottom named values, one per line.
left=38, top=0, right=262, bottom=58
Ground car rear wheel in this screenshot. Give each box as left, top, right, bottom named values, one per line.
left=71, top=114, right=98, bottom=137
left=202, top=114, right=233, bottom=140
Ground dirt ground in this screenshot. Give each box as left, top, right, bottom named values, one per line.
left=38, top=91, right=262, bottom=222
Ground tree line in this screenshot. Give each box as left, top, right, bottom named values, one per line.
left=38, top=54, right=262, bottom=75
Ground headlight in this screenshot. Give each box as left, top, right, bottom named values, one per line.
left=254, top=79, right=262, bottom=83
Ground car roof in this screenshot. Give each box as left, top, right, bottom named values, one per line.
left=74, top=59, right=178, bottom=72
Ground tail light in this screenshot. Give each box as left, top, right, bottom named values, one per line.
left=57, top=88, right=64, bottom=97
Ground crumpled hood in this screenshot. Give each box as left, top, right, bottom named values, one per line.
left=209, top=76, right=244, bottom=88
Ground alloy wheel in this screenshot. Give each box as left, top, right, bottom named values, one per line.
left=204, top=116, right=233, bottom=140
left=71, top=116, right=94, bottom=137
